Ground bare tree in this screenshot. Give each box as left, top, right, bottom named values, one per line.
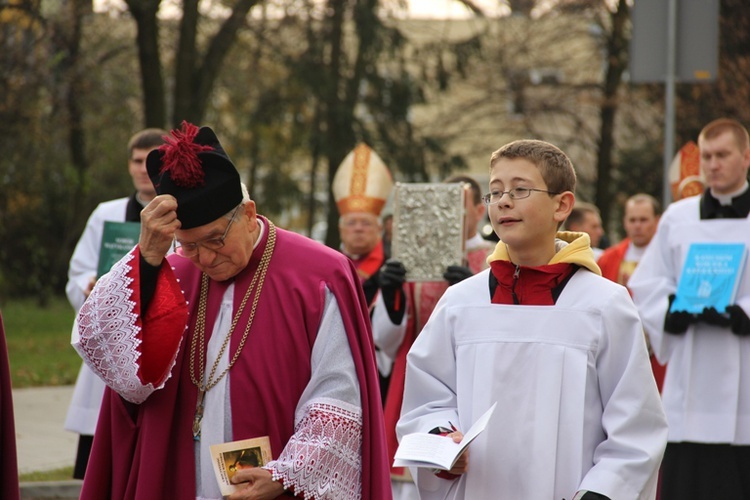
left=396, top=0, right=645, bottom=230
left=195, top=0, right=444, bottom=245
left=592, top=0, right=629, bottom=226
left=123, top=0, right=263, bottom=127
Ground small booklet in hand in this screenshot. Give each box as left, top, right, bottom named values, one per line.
left=393, top=402, right=497, bottom=471
left=670, top=242, right=747, bottom=314
left=210, top=436, right=272, bottom=496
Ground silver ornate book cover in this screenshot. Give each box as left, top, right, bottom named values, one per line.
left=392, top=182, right=465, bottom=282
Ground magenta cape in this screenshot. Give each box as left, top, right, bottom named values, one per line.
left=80, top=218, right=391, bottom=499
left=0, top=313, right=20, bottom=500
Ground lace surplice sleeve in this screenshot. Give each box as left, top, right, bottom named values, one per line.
left=264, top=287, right=363, bottom=500
left=72, top=249, right=188, bottom=404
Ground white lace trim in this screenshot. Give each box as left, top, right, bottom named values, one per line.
left=73, top=252, right=178, bottom=404
left=264, top=398, right=363, bottom=500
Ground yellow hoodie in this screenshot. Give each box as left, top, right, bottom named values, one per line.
left=486, top=231, right=602, bottom=276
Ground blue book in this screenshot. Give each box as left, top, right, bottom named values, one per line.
left=670, top=242, right=747, bottom=314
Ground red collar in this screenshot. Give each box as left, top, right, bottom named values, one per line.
left=489, top=259, right=576, bottom=305
left=350, top=241, right=384, bottom=283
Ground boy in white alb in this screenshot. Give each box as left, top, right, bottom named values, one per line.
left=397, top=139, right=667, bottom=500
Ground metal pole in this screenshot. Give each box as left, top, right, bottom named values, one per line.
left=662, top=0, right=678, bottom=206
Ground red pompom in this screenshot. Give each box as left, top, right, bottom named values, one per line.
left=158, top=121, right=214, bottom=188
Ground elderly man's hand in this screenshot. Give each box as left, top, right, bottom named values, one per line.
left=227, top=467, right=286, bottom=500
left=139, top=195, right=181, bottom=266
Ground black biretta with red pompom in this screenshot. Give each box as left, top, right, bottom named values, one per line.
left=147, top=121, right=242, bottom=229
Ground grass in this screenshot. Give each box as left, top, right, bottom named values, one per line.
left=19, top=466, right=74, bottom=482
left=2, top=296, right=81, bottom=388
left=3, top=297, right=81, bottom=484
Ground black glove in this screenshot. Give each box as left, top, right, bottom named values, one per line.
left=726, top=305, right=750, bottom=336
left=379, top=260, right=407, bottom=290
left=664, top=294, right=697, bottom=335
left=378, top=260, right=407, bottom=325
left=699, top=306, right=731, bottom=328
left=443, top=265, right=473, bottom=286
left=580, top=492, right=611, bottom=500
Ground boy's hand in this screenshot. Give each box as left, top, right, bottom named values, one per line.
left=430, top=427, right=469, bottom=479
left=446, top=431, right=469, bottom=475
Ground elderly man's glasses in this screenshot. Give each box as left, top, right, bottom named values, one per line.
left=173, top=206, right=241, bottom=258
left=482, top=187, right=560, bottom=205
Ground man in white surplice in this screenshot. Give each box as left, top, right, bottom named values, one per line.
left=629, top=118, right=750, bottom=500
left=397, top=139, right=667, bottom=500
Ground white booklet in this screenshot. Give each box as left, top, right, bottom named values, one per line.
left=393, top=402, right=497, bottom=470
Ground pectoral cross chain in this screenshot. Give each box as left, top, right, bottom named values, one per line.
left=193, top=389, right=206, bottom=441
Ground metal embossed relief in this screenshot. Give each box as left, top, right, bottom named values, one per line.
left=392, top=183, right=465, bottom=282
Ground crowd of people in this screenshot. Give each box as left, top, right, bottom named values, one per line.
left=3, top=116, right=749, bottom=500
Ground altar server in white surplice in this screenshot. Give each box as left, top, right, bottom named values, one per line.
left=397, top=139, right=667, bottom=500
left=629, top=118, right=750, bottom=500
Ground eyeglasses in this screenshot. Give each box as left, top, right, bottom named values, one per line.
left=482, top=187, right=560, bottom=205
left=173, top=206, right=241, bottom=258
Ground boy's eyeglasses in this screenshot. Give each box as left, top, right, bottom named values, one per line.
left=482, top=187, right=560, bottom=205
left=173, top=206, right=241, bottom=258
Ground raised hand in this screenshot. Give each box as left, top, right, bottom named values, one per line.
left=139, top=195, right=181, bottom=266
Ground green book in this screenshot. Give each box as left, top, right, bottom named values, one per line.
left=97, top=221, right=141, bottom=278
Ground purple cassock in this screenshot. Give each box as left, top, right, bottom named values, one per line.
left=76, top=216, right=391, bottom=500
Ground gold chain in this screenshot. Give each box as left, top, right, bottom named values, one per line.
left=190, top=221, right=277, bottom=439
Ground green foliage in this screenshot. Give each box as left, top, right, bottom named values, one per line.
left=206, top=2, right=469, bottom=240
left=0, top=8, right=141, bottom=301
left=0, top=122, right=76, bottom=302
left=2, top=297, right=80, bottom=388
left=4, top=0, right=746, bottom=299
left=606, top=140, right=663, bottom=239
left=1, top=0, right=484, bottom=278
left=614, top=141, right=663, bottom=200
